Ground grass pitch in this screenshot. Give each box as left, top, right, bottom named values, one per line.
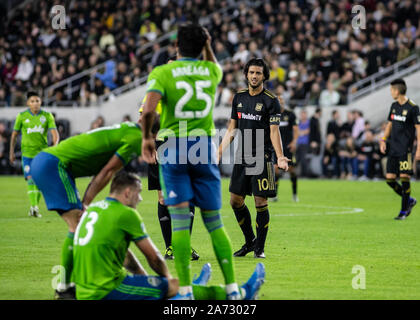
left=1, top=176, right=420, bottom=300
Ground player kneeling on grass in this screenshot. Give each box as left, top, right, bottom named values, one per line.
left=73, top=171, right=266, bottom=300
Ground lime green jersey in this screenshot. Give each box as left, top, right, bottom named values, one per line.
left=13, top=109, right=57, bottom=158
left=146, top=58, right=223, bottom=138
left=44, top=122, right=142, bottom=178
left=73, top=197, right=148, bottom=300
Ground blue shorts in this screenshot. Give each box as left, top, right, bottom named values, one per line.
left=103, top=275, right=168, bottom=300
left=158, top=137, right=221, bottom=210
left=31, top=152, right=82, bottom=214
left=21, top=156, right=33, bottom=179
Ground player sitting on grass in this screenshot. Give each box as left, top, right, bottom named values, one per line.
left=73, top=170, right=266, bottom=300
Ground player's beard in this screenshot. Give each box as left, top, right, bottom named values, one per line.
left=249, top=80, right=263, bottom=90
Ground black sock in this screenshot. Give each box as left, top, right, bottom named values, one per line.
left=233, top=204, right=255, bottom=244
left=290, top=174, right=297, bottom=195
left=401, top=178, right=411, bottom=212
left=189, top=205, right=195, bottom=234
left=158, top=202, right=172, bottom=248
left=255, top=205, right=269, bottom=251
left=386, top=179, right=403, bottom=196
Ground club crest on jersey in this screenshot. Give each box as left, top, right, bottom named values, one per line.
left=40, top=115, right=46, bottom=124
left=402, top=110, right=408, bottom=116
left=255, top=103, right=263, bottom=111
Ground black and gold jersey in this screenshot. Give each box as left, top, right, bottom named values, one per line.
left=231, top=88, right=281, bottom=163
left=387, top=98, right=420, bottom=157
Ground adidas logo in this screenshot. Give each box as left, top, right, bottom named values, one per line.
left=168, top=191, right=177, bottom=198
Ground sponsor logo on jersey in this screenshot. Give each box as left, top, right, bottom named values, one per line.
left=391, top=114, right=406, bottom=122
left=255, top=103, right=263, bottom=111
left=237, top=112, right=262, bottom=121
left=27, top=125, right=45, bottom=134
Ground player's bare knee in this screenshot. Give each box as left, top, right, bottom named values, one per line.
left=254, top=196, right=267, bottom=207
left=230, top=195, right=244, bottom=209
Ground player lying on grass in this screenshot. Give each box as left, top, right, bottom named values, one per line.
left=73, top=170, right=266, bottom=300
left=31, top=121, right=153, bottom=299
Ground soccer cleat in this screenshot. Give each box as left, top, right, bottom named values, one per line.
left=54, top=286, right=76, bottom=300
left=292, top=194, right=299, bottom=202
left=169, top=291, right=194, bottom=300
left=407, top=197, right=417, bottom=217
left=164, top=246, right=174, bottom=260
left=192, top=263, right=212, bottom=286
left=254, top=248, right=266, bottom=259
left=191, top=247, right=200, bottom=261
left=28, top=206, right=42, bottom=218
left=241, top=263, right=266, bottom=300
left=394, top=211, right=408, bottom=220
left=234, top=239, right=256, bottom=257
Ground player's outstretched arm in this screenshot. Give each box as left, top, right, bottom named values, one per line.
left=82, top=155, right=124, bottom=207
left=202, top=27, right=218, bottom=64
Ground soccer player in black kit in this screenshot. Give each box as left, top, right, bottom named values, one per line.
left=379, top=78, right=420, bottom=220
left=218, top=58, right=289, bottom=258
left=272, top=95, right=299, bottom=202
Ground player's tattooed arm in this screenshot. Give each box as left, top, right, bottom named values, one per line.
left=124, top=249, right=147, bottom=275
left=135, top=237, right=172, bottom=279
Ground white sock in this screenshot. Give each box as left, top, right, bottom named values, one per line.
left=226, top=283, right=239, bottom=295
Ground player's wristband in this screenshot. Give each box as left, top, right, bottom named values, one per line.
left=381, top=136, right=387, bottom=141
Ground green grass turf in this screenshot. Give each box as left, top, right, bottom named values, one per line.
left=1, top=175, right=420, bottom=300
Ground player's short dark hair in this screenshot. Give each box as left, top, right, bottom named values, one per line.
left=177, top=23, right=207, bottom=58
left=110, top=170, right=141, bottom=194
left=244, top=58, right=270, bottom=81
left=27, top=91, right=40, bottom=100
left=390, top=78, right=407, bottom=94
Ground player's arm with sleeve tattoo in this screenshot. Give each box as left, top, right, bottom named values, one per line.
left=123, top=249, right=147, bottom=275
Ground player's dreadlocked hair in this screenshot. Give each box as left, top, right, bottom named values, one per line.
left=243, top=58, right=270, bottom=82
left=177, top=23, right=207, bottom=59
left=110, top=170, right=142, bottom=194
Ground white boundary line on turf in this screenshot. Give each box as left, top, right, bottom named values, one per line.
left=271, top=204, right=364, bottom=217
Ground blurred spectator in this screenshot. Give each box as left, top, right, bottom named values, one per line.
left=351, top=110, right=365, bottom=140
left=95, top=60, right=117, bottom=90
left=90, top=116, right=105, bottom=129
left=339, top=136, right=358, bottom=180
left=15, top=56, right=33, bottom=82
left=327, top=110, right=341, bottom=141
left=319, top=81, right=340, bottom=107
left=296, top=109, right=310, bottom=177
left=309, top=108, right=322, bottom=155
left=322, top=133, right=340, bottom=178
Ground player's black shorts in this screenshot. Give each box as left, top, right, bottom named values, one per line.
left=386, top=153, right=413, bottom=175
left=272, top=148, right=297, bottom=167
left=229, top=157, right=277, bottom=198
left=147, top=140, right=164, bottom=191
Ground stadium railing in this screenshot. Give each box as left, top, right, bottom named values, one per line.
left=347, top=53, right=420, bottom=104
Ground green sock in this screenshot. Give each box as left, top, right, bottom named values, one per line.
left=60, top=232, right=74, bottom=286
left=192, top=284, right=227, bottom=300
left=168, top=206, right=192, bottom=286
left=27, top=180, right=40, bottom=207
left=202, top=209, right=236, bottom=285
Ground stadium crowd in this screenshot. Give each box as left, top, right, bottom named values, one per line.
left=1, top=0, right=420, bottom=107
